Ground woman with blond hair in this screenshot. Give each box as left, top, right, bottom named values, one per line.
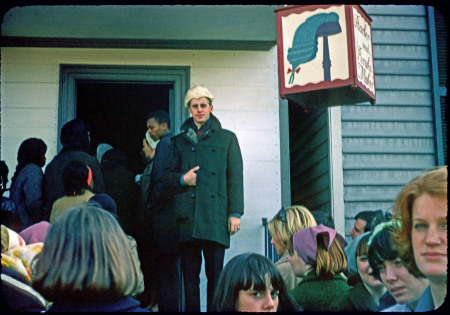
left=392, top=166, right=447, bottom=311
left=288, top=224, right=350, bottom=311
left=267, top=205, right=317, bottom=290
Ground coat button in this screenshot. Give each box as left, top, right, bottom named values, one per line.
left=210, top=194, right=215, bottom=198
left=211, top=148, right=216, bottom=152
left=191, top=147, right=195, bottom=151
left=211, top=171, right=216, bottom=176
left=191, top=193, right=196, bottom=198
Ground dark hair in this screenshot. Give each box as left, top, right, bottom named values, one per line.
left=146, top=110, right=170, bottom=129
left=60, top=118, right=90, bottom=153
left=11, top=138, right=47, bottom=186
left=62, top=160, right=90, bottom=196
left=355, top=210, right=383, bottom=232
left=212, top=253, right=300, bottom=312
left=1, top=161, right=9, bottom=195
left=101, top=148, right=127, bottom=169
left=367, top=223, right=400, bottom=280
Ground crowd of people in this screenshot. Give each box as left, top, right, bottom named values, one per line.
left=1, top=84, right=447, bottom=312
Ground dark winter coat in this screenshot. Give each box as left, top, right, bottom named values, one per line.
left=47, top=297, right=149, bottom=312
left=162, top=114, right=244, bottom=248
left=330, top=279, right=395, bottom=311
left=101, top=149, right=139, bottom=237
left=289, top=272, right=351, bottom=312
left=44, top=118, right=105, bottom=220
left=44, top=150, right=105, bottom=220
left=9, top=164, right=45, bottom=229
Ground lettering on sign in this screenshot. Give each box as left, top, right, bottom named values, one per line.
left=353, top=7, right=375, bottom=94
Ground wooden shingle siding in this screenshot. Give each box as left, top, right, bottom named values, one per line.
left=342, top=5, right=437, bottom=238
left=289, top=107, right=331, bottom=213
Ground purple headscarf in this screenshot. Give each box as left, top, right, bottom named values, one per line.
left=292, top=224, right=337, bottom=265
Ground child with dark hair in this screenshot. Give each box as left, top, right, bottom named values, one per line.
left=49, top=160, right=95, bottom=223
left=212, top=253, right=300, bottom=312
left=9, top=138, right=47, bottom=229
left=333, top=232, right=396, bottom=311
left=368, top=221, right=429, bottom=312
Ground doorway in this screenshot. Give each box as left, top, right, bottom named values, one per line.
left=59, top=65, right=190, bottom=173
left=77, top=82, right=172, bottom=174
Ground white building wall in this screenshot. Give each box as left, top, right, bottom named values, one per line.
left=1, top=46, right=281, bottom=258
left=1, top=46, right=281, bottom=310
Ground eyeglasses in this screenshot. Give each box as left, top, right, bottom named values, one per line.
left=277, top=207, right=287, bottom=222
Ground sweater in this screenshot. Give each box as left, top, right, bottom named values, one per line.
left=289, top=272, right=351, bottom=311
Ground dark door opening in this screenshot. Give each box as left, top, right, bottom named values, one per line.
left=76, top=82, right=172, bottom=174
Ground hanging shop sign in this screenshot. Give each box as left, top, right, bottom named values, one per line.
left=275, top=5, right=376, bottom=108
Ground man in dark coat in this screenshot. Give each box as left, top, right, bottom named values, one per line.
left=44, top=118, right=105, bottom=220
left=162, top=85, right=244, bottom=312
left=142, top=110, right=179, bottom=312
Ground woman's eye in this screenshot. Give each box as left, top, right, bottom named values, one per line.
left=251, top=291, right=262, bottom=297
left=271, top=290, right=280, bottom=298
left=358, top=255, right=368, bottom=262
left=377, top=264, right=385, bottom=273
left=394, top=258, right=403, bottom=267
left=414, top=223, right=427, bottom=231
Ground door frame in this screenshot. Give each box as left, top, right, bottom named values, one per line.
left=59, top=64, right=190, bottom=152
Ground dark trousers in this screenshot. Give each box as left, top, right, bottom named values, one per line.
left=179, top=240, right=225, bottom=312
left=157, top=254, right=181, bottom=312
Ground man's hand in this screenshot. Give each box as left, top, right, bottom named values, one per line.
left=228, top=217, right=241, bottom=235
left=183, top=166, right=200, bottom=186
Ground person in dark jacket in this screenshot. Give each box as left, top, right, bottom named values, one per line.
left=136, top=110, right=176, bottom=311
left=162, top=85, right=244, bottom=312
left=9, top=138, right=47, bottom=229
left=44, top=118, right=105, bottom=220
left=100, top=147, right=139, bottom=237
left=32, top=204, right=148, bottom=312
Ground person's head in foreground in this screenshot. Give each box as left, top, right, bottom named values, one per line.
left=212, top=253, right=300, bottom=312
left=368, top=221, right=429, bottom=311
left=268, top=205, right=317, bottom=257
left=392, top=165, right=447, bottom=309
left=32, top=204, right=141, bottom=304
left=289, top=224, right=347, bottom=278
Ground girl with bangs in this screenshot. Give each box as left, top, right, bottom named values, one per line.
left=211, top=253, right=300, bottom=312
left=368, top=221, right=429, bottom=312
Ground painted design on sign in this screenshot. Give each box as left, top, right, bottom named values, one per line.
left=287, top=12, right=341, bottom=84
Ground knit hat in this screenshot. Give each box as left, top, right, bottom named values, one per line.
left=344, top=231, right=371, bottom=274
left=184, top=85, right=215, bottom=108
left=292, top=224, right=337, bottom=265
left=88, top=193, right=118, bottom=216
